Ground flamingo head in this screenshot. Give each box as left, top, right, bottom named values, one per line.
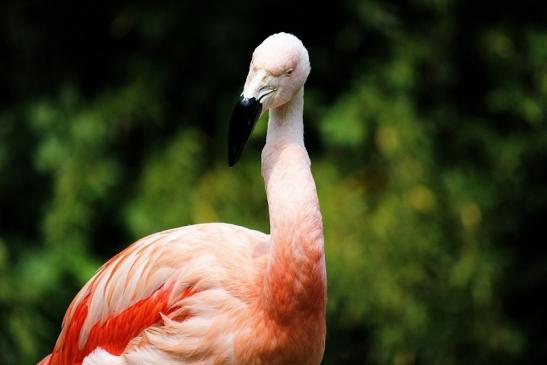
left=228, top=32, right=310, bottom=166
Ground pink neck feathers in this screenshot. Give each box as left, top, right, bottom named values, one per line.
left=260, top=88, right=326, bottom=320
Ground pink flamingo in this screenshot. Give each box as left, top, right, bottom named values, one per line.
left=39, top=32, right=326, bottom=365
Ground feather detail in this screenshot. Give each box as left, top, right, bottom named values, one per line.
left=49, top=282, right=194, bottom=365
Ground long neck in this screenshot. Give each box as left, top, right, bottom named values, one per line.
left=260, top=88, right=326, bottom=321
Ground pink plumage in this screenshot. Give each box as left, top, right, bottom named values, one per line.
left=40, top=32, right=326, bottom=365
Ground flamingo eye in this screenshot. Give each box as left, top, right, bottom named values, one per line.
left=286, top=68, right=294, bottom=76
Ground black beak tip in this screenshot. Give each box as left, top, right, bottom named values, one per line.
left=228, top=128, right=244, bottom=167
left=227, top=96, right=262, bottom=167
left=228, top=153, right=237, bottom=167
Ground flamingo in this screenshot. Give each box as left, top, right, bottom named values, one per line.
left=39, top=32, right=326, bottom=365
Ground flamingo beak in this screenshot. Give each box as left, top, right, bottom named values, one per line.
left=228, top=96, right=262, bottom=167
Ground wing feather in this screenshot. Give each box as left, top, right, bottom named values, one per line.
left=48, top=229, right=195, bottom=365
left=45, top=223, right=269, bottom=365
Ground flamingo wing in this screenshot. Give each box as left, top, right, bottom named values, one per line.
left=48, top=227, right=198, bottom=365
left=44, top=223, right=270, bottom=365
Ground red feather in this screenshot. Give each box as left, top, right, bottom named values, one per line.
left=48, top=285, right=193, bottom=365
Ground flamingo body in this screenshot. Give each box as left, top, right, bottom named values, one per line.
left=41, top=33, right=326, bottom=365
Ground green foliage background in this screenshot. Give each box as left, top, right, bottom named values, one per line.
left=1, top=0, right=546, bottom=364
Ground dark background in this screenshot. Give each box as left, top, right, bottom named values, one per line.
left=1, top=0, right=546, bottom=364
